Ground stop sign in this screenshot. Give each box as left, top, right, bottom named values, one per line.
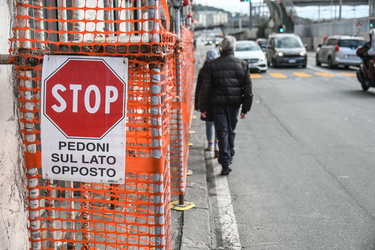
left=43, top=58, right=125, bottom=139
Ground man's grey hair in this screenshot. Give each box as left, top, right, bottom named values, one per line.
left=220, top=36, right=236, bottom=51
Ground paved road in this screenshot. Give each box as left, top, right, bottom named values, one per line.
left=195, top=42, right=375, bottom=249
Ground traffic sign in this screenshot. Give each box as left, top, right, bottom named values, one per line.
left=41, top=56, right=128, bottom=184
left=44, top=58, right=125, bottom=139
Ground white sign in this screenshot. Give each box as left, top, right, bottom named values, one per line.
left=41, top=55, right=128, bottom=184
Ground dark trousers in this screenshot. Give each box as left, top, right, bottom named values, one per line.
left=213, top=105, right=240, bottom=167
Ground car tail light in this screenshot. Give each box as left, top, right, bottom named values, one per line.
left=334, top=44, right=339, bottom=51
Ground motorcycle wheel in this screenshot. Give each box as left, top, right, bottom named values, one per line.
left=361, top=82, right=370, bottom=91
left=357, top=69, right=370, bottom=91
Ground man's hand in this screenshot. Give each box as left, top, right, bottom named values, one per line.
left=240, top=112, right=246, bottom=119
left=201, top=112, right=207, bottom=118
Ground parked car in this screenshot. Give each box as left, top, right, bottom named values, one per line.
left=315, top=35, right=365, bottom=68
left=234, top=40, right=268, bottom=73
left=266, top=33, right=307, bottom=68
left=255, top=38, right=268, bottom=51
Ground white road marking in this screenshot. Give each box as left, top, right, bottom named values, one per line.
left=212, top=161, right=242, bottom=250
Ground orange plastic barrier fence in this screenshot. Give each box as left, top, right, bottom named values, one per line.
left=170, top=26, right=195, bottom=195
left=9, top=0, right=181, bottom=249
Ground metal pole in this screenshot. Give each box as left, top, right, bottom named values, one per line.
left=174, top=0, right=181, bottom=39
left=249, top=1, right=253, bottom=29
left=318, top=5, right=321, bottom=23
left=179, top=194, right=184, bottom=205
left=370, top=0, right=375, bottom=17
left=331, top=0, right=333, bottom=20
left=174, top=0, right=182, bottom=206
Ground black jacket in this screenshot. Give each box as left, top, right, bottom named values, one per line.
left=194, top=61, right=208, bottom=111
left=199, top=49, right=253, bottom=114
left=195, top=61, right=215, bottom=121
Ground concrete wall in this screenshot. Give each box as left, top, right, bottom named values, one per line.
left=232, top=29, right=258, bottom=41
left=233, top=17, right=369, bottom=52
left=295, top=17, right=369, bottom=51
left=0, top=0, right=29, bottom=249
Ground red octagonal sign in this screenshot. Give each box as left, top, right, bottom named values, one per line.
left=43, top=58, right=125, bottom=139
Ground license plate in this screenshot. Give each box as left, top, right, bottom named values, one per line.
left=289, top=59, right=296, bottom=63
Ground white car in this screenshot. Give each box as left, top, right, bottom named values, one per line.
left=234, top=40, right=268, bottom=73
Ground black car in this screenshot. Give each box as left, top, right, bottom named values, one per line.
left=256, top=38, right=267, bottom=51
left=266, top=33, right=307, bottom=68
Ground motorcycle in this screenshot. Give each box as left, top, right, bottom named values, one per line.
left=356, top=45, right=375, bottom=91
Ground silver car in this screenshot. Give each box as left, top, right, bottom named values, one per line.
left=316, top=35, right=365, bottom=68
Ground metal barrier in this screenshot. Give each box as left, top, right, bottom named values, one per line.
left=9, top=0, right=191, bottom=249
left=170, top=26, right=195, bottom=197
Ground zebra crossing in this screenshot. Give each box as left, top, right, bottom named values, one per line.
left=251, top=71, right=357, bottom=79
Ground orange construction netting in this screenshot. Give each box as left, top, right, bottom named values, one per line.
left=8, top=0, right=189, bottom=249
left=169, top=26, right=195, bottom=195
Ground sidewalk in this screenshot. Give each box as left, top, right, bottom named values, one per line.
left=171, top=111, right=212, bottom=250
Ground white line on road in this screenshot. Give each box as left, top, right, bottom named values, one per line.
left=212, top=160, right=242, bottom=250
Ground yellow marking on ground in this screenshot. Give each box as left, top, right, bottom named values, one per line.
left=340, top=72, right=356, bottom=77
left=250, top=73, right=261, bottom=78
left=292, top=72, right=311, bottom=77
left=315, top=72, right=335, bottom=77
left=270, top=73, right=287, bottom=78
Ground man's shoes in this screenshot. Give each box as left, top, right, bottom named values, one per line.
left=214, top=141, right=219, bottom=158
left=214, top=149, right=220, bottom=158
left=220, top=165, right=232, bottom=175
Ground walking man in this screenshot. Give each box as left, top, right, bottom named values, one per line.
left=199, top=36, right=253, bottom=175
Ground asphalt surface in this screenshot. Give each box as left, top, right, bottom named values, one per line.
left=170, top=50, right=367, bottom=250
left=170, top=50, right=320, bottom=250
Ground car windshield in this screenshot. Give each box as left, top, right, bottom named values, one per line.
left=275, top=37, right=303, bottom=48
left=235, top=43, right=261, bottom=51
left=338, top=39, right=365, bottom=48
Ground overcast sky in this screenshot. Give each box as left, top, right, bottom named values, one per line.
left=194, top=0, right=369, bottom=20
left=194, top=0, right=263, bottom=14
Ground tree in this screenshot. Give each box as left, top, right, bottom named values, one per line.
left=256, top=17, right=268, bottom=38
left=194, top=4, right=232, bottom=17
